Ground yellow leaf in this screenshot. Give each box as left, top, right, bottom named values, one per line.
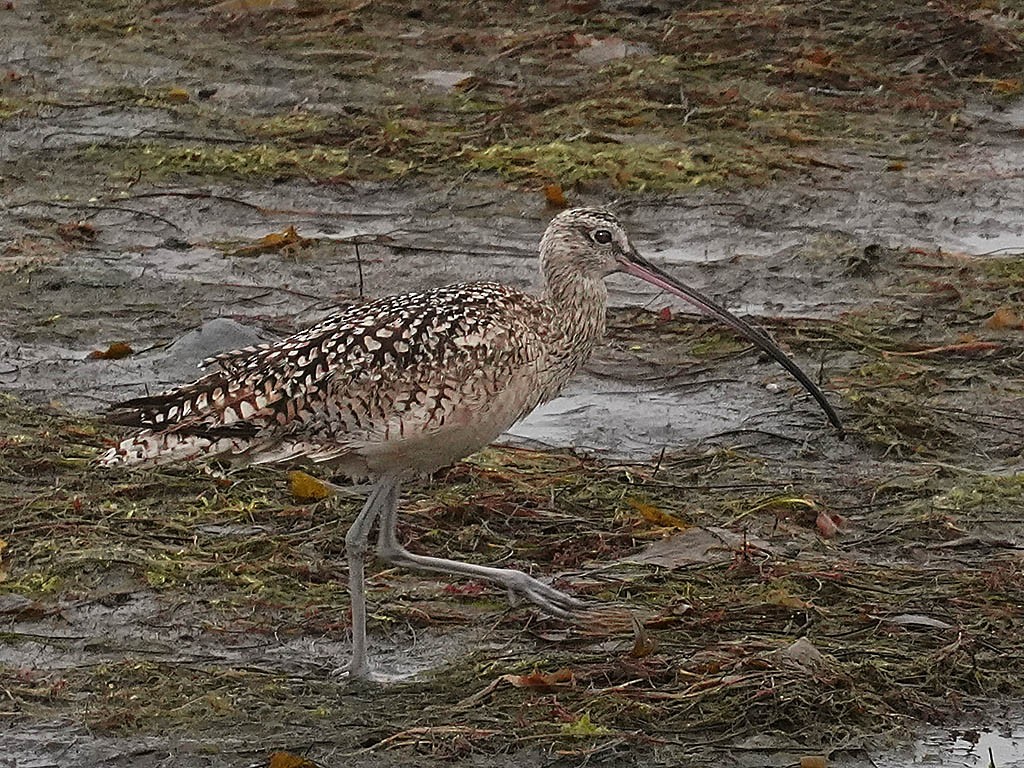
left=764, top=587, right=811, bottom=610
left=626, top=497, right=688, bottom=529
left=288, top=471, right=333, bottom=503
left=165, top=87, right=190, bottom=103
left=268, top=751, right=315, bottom=768
left=560, top=711, right=611, bottom=737
left=992, top=79, right=1023, bottom=95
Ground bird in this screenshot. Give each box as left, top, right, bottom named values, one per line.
left=100, top=207, right=842, bottom=681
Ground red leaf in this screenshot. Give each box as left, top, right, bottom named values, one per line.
left=815, top=510, right=842, bottom=538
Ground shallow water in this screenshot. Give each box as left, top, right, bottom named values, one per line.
left=873, top=722, right=1024, bottom=768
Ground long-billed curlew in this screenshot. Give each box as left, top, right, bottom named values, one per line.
left=101, top=208, right=842, bottom=680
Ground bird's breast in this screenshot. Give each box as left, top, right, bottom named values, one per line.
left=352, top=365, right=556, bottom=476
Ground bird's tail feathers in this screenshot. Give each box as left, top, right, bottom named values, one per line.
left=102, top=372, right=274, bottom=466
left=105, top=372, right=239, bottom=429
left=99, top=430, right=248, bottom=467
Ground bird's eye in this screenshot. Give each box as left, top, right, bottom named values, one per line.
left=592, top=229, right=613, bottom=245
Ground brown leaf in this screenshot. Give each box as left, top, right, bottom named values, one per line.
left=229, top=225, right=309, bottom=257
left=568, top=32, right=594, bottom=48
left=86, top=342, right=133, bottom=360
left=543, top=183, right=568, bottom=208
left=799, top=756, right=828, bottom=768
left=985, top=306, right=1024, bottom=330
left=804, top=47, right=833, bottom=66
left=57, top=220, right=97, bottom=243
left=629, top=614, right=658, bottom=658
left=504, top=668, right=574, bottom=690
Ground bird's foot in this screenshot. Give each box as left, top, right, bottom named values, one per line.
left=334, top=661, right=406, bottom=687
left=502, top=571, right=584, bottom=618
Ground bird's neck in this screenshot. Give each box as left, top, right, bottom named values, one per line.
left=541, top=260, right=608, bottom=358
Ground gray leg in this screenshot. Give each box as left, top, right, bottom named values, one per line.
left=345, top=475, right=400, bottom=680
left=375, top=485, right=582, bottom=617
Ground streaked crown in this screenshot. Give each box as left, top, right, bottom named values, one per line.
left=539, top=207, right=633, bottom=282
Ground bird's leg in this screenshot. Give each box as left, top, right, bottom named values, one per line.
left=345, top=475, right=400, bottom=681
left=375, top=488, right=583, bottom=618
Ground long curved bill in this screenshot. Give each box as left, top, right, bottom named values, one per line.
left=618, top=249, right=843, bottom=435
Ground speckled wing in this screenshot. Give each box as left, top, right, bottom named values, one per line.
left=100, top=283, right=553, bottom=473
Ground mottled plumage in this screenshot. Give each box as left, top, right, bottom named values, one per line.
left=101, top=207, right=840, bottom=681
left=102, top=279, right=602, bottom=475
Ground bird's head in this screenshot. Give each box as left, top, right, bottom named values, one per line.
left=539, top=207, right=637, bottom=281
left=539, top=206, right=844, bottom=434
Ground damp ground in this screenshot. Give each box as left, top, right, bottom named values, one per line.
left=1, top=1, right=1024, bottom=767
